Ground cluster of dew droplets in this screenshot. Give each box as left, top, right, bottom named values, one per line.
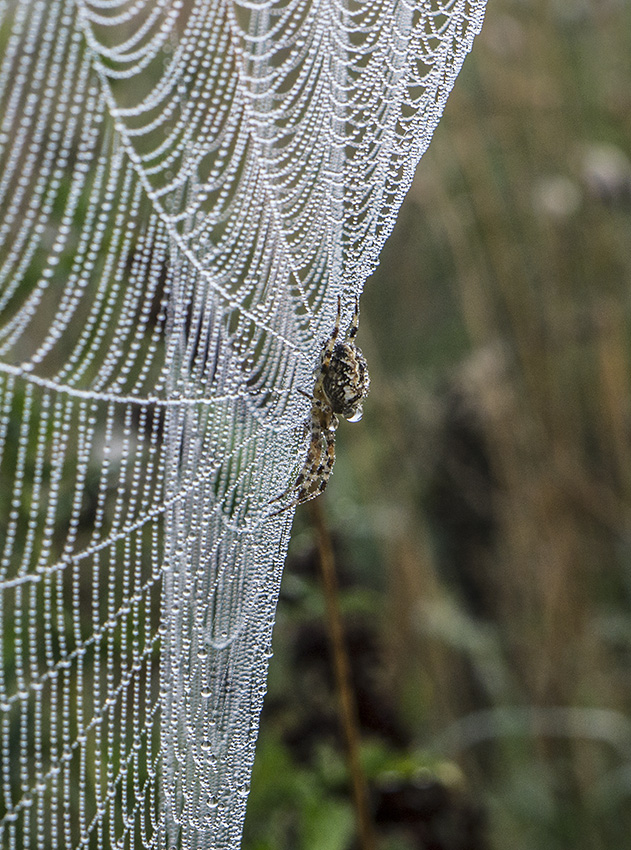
left=0, top=0, right=486, bottom=848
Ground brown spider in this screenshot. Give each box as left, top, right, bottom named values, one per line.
left=271, top=295, right=370, bottom=515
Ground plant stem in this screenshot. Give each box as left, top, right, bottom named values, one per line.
left=308, top=499, right=377, bottom=850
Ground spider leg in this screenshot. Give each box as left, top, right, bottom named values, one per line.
left=347, top=295, right=359, bottom=340
left=313, top=418, right=337, bottom=496
left=320, top=295, right=342, bottom=373
left=270, top=431, right=322, bottom=504
left=269, top=405, right=339, bottom=515
left=269, top=406, right=326, bottom=515
left=280, top=415, right=338, bottom=513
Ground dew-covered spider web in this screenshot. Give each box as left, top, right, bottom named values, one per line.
left=0, top=0, right=486, bottom=847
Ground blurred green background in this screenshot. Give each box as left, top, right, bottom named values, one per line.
left=244, top=1, right=631, bottom=848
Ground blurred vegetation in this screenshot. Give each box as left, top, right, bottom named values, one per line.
left=244, top=1, right=631, bottom=848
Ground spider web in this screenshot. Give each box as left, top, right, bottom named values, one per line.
left=0, top=0, right=486, bottom=847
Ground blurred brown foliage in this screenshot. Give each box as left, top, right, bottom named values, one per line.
left=253, top=1, right=631, bottom=848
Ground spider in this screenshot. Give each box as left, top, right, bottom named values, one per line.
left=271, top=295, right=370, bottom=515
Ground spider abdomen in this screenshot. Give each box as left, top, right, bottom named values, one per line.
left=322, top=341, right=370, bottom=419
